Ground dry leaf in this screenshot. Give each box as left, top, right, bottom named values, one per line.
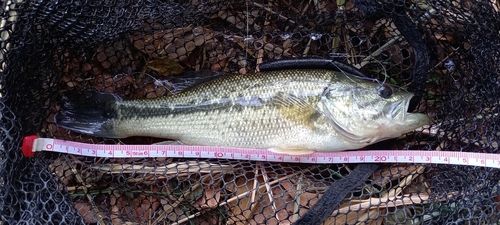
left=281, top=180, right=321, bottom=207
left=167, top=206, right=188, bottom=222
left=147, top=57, right=184, bottom=76
left=75, top=201, right=99, bottom=224
left=280, top=181, right=293, bottom=191
left=227, top=177, right=265, bottom=224
left=143, top=82, right=168, bottom=99
left=389, top=44, right=404, bottom=65
left=133, top=26, right=213, bottom=59
left=129, top=194, right=161, bottom=223
left=110, top=193, right=124, bottom=225
left=49, top=157, right=74, bottom=186
left=193, top=188, right=221, bottom=210
left=372, top=165, right=417, bottom=186
left=94, top=73, right=134, bottom=95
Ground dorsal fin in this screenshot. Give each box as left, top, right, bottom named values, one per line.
left=258, top=57, right=368, bottom=78
left=167, top=70, right=231, bottom=94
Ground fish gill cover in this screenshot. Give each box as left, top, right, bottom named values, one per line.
left=1, top=0, right=500, bottom=224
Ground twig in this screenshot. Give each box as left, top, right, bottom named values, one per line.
left=332, top=191, right=459, bottom=216
left=427, top=47, right=459, bottom=73
left=292, top=175, right=302, bottom=222
left=245, top=162, right=260, bottom=225
left=302, top=38, right=312, bottom=56
left=259, top=165, right=277, bottom=216
left=281, top=0, right=300, bottom=14
left=250, top=2, right=297, bottom=24
left=173, top=171, right=305, bottom=225
left=255, top=0, right=272, bottom=72
left=380, top=165, right=426, bottom=199
left=355, top=37, right=403, bottom=69
left=69, top=155, right=107, bottom=225
left=152, top=183, right=202, bottom=224
left=300, top=0, right=313, bottom=17
left=66, top=184, right=93, bottom=192
left=354, top=5, right=438, bottom=69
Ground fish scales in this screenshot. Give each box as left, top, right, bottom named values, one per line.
left=111, top=69, right=338, bottom=150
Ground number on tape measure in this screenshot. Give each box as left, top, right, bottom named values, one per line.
left=21, top=137, right=500, bottom=169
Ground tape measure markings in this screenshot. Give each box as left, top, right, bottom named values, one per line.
left=23, top=136, right=500, bottom=168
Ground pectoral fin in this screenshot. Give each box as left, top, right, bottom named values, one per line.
left=268, top=147, right=315, bottom=155
left=271, top=92, right=321, bottom=130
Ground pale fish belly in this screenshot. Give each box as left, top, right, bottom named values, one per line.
left=112, top=103, right=365, bottom=152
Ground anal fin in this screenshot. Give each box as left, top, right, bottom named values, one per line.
left=268, top=147, right=315, bottom=155
left=152, top=140, right=185, bottom=145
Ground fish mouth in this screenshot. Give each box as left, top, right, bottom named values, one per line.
left=400, top=94, right=431, bottom=127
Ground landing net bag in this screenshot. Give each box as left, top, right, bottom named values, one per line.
left=1, top=0, right=499, bottom=224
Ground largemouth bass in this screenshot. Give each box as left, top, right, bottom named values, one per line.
left=55, top=69, right=429, bottom=154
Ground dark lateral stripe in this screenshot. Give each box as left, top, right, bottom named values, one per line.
left=115, top=98, right=263, bottom=120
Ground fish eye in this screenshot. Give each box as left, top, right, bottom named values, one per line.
left=377, top=85, right=393, bottom=98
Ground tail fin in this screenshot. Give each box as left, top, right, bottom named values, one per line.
left=55, top=91, right=123, bottom=138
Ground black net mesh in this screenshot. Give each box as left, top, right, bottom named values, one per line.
left=1, top=0, right=500, bottom=224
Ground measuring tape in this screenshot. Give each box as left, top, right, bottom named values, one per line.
left=21, top=135, right=500, bottom=168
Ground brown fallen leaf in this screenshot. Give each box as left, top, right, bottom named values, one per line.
left=110, top=193, right=124, bottom=225
left=281, top=180, right=321, bottom=208
left=49, top=157, right=74, bottom=186
left=127, top=194, right=162, bottom=223
left=227, top=176, right=265, bottom=224
left=75, top=201, right=99, bottom=224
left=193, top=187, right=221, bottom=210
left=147, top=57, right=184, bottom=76
left=371, top=164, right=418, bottom=187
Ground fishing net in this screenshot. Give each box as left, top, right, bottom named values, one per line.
left=1, top=0, right=499, bottom=224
